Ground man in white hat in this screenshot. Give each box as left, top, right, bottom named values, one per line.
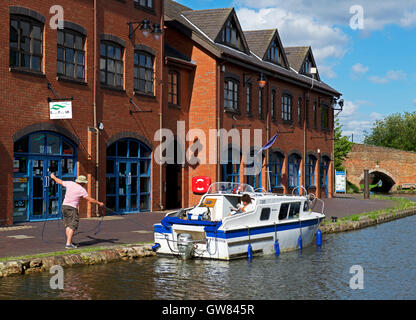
left=50, top=173, right=104, bottom=249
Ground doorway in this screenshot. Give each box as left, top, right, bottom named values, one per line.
left=13, top=132, right=77, bottom=222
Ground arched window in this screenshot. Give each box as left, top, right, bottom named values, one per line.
left=57, top=28, right=86, bottom=80
left=305, top=154, right=317, bottom=188
left=246, top=149, right=263, bottom=190
left=106, top=139, right=151, bottom=213
left=320, top=156, right=330, bottom=197
left=269, top=151, right=284, bottom=191
left=288, top=153, right=301, bottom=189
left=100, top=41, right=124, bottom=88
left=134, top=51, right=154, bottom=95
left=267, top=38, right=281, bottom=64
left=221, top=147, right=240, bottom=183
left=10, top=15, right=43, bottom=72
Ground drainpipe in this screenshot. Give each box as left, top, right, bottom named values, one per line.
left=159, top=5, right=165, bottom=210
left=303, top=92, right=307, bottom=196
left=93, top=0, right=99, bottom=217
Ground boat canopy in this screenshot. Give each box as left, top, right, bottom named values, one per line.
left=206, top=182, right=255, bottom=195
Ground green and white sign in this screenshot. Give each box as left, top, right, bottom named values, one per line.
left=49, top=101, right=72, bottom=119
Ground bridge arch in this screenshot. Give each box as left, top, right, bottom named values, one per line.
left=358, top=169, right=396, bottom=193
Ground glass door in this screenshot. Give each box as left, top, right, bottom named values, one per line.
left=118, top=161, right=128, bottom=212
left=29, top=157, right=62, bottom=221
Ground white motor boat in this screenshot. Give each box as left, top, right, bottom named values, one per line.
left=153, top=182, right=325, bottom=260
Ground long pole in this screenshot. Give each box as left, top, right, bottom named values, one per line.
left=93, top=0, right=99, bottom=217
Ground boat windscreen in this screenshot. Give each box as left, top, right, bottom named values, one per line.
left=207, top=182, right=254, bottom=194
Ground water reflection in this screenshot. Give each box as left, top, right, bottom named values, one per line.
left=1, top=215, right=416, bottom=300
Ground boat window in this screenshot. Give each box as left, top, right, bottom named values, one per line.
left=260, top=208, right=270, bottom=221
left=288, top=202, right=301, bottom=219
left=279, top=203, right=289, bottom=220
left=303, top=201, right=309, bottom=212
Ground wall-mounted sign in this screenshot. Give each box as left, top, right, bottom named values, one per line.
left=335, top=171, right=346, bottom=193
left=49, top=101, right=72, bottom=119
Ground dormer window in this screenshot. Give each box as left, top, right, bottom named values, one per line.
left=267, top=39, right=281, bottom=64
left=220, top=19, right=243, bottom=51
left=302, top=57, right=311, bottom=74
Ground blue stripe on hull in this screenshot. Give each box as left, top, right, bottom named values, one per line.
left=206, top=218, right=322, bottom=239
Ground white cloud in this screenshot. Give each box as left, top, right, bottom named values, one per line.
left=368, top=70, right=407, bottom=84
left=352, top=63, right=369, bottom=74
left=412, top=99, right=416, bottom=106
left=337, top=100, right=383, bottom=143
left=236, top=7, right=349, bottom=80
left=234, top=0, right=416, bottom=30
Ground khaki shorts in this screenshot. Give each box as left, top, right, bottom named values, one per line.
left=62, top=205, right=79, bottom=231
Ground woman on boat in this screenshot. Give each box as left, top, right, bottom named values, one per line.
left=229, top=194, right=254, bottom=216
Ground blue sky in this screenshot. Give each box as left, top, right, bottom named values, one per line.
left=176, top=0, right=416, bottom=143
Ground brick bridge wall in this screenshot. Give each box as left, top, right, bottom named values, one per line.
left=343, top=144, right=416, bottom=191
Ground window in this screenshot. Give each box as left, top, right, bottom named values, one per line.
left=269, top=152, right=284, bottom=190
left=267, top=39, right=281, bottom=64
left=297, top=97, right=302, bottom=125
left=320, top=156, right=330, bottom=188
left=246, top=83, right=252, bottom=114
left=224, top=79, right=239, bottom=111
left=305, top=155, right=317, bottom=188
left=221, top=148, right=240, bottom=183
left=57, top=29, right=85, bottom=80
left=258, top=88, right=263, bottom=118
left=288, top=202, right=301, bottom=219
left=168, top=71, right=179, bottom=105
left=246, top=149, right=263, bottom=190
left=302, top=57, right=311, bottom=74
left=281, top=94, right=292, bottom=122
left=10, top=16, right=43, bottom=72
left=134, top=51, right=154, bottom=94
left=100, top=42, right=123, bottom=88
left=313, top=100, right=317, bottom=128
left=305, top=99, right=310, bottom=128
left=134, top=0, right=153, bottom=9
left=321, top=104, right=329, bottom=130
left=260, top=208, right=271, bottom=221
left=271, top=90, right=276, bottom=120
left=220, top=19, right=244, bottom=51
left=279, top=203, right=289, bottom=220
left=288, top=154, right=301, bottom=189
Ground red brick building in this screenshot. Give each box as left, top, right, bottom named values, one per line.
left=162, top=0, right=342, bottom=208
left=0, top=0, right=341, bottom=226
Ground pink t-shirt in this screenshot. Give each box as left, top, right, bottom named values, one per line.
left=62, top=181, right=89, bottom=209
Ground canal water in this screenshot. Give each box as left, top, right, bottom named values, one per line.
left=1, top=214, right=416, bottom=300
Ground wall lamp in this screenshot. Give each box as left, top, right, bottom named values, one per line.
left=243, top=73, right=268, bottom=88
left=128, top=20, right=163, bottom=40
left=332, top=97, right=344, bottom=111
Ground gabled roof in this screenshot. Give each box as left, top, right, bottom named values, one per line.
left=285, top=46, right=320, bottom=80
left=245, top=29, right=290, bottom=69
left=164, top=0, right=340, bottom=97
left=182, top=8, right=250, bottom=54
left=244, top=29, right=275, bottom=59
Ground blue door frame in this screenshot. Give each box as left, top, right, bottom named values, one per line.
left=288, top=155, right=301, bottom=195
left=106, top=139, right=151, bottom=214
left=13, top=132, right=77, bottom=222
left=320, top=157, right=330, bottom=198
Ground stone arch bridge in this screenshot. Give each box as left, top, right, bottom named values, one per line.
left=343, top=144, right=416, bottom=192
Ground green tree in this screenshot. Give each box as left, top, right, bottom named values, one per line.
left=364, top=112, right=416, bottom=152
left=334, top=116, right=353, bottom=171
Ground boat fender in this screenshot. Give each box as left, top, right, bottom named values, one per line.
left=152, top=243, right=161, bottom=252
left=298, top=235, right=302, bottom=250
left=274, top=239, right=280, bottom=256
left=316, top=229, right=322, bottom=247
left=248, top=244, right=253, bottom=260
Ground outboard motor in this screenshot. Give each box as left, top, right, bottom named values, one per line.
left=177, top=233, right=194, bottom=260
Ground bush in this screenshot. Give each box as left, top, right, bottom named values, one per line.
left=347, top=180, right=360, bottom=194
